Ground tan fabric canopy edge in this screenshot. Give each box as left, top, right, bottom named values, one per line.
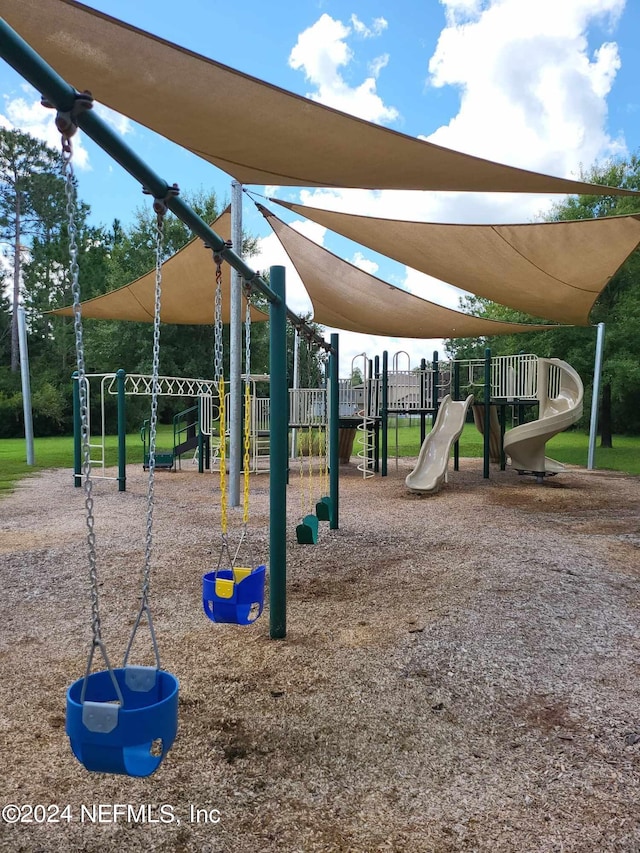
left=52, top=208, right=269, bottom=324
left=273, top=200, right=640, bottom=325
left=2, top=0, right=639, bottom=197
left=258, top=206, right=563, bottom=339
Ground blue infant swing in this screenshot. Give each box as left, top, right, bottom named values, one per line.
left=202, top=261, right=266, bottom=626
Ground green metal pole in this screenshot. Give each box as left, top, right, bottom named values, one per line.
left=329, top=333, right=340, bottom=529
left=72, top=371, right=81, bottom=487
left=381, top=350, right=388, bottom=477
left=197, top=397, right=204, bottom=474
left=116, top=369, right=126, bottom=492
left=269, top=266, right=287, bottom=639
left=420, top=358, right=427, bottom=444
left=433, top=351, right=440, bottom=422
left=453, top=360, right=460, bottom=472
left=483, top=347, right=491, bottom=479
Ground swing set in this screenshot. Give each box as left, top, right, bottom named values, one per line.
left=0, top=17, right=339, bottom=778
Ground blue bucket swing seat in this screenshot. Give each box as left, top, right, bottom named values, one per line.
left=202, top=563, right=266, bottom=625
left=66, top=664, right=179, bottom=777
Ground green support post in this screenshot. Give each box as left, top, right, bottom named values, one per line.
left=197, top=397, right=205, bottom=474
left=420, top=357, right=427, bottom=444
left=499, top=404, right=506, bottom=471
left=329, top=333, right=340, bottom=529
left=72, top=371, right=81, bottom=487
left=483, top=347, right=491, bottom=479
left=269, top=266, right=287, bottom=639
left=453, top=360, right=460, bottom=472
left=433, top=351, right=440, bottom=421
left=381, top=350, right=388, bottom=477
left=116, top=369, right=126, bottom=492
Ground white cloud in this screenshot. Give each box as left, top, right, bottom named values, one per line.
left=350, top=15, right=388, bottom=39
left=1, top=95, right=91, bottom=169
left=0, top=89, right=134, bottom=172
left=427, top=0, right=627, bottom=176
left=350, top=252, right=378, bottom=274
left=278, top=2, right=629, bottom=372
left=288, top=13, right=399, bottom=124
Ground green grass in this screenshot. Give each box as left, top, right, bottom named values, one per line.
left=1, top=422, right=638, bottom=496
left=0, top=425, right=174, bottom=494
left=388, top=421, right=640, bottom=475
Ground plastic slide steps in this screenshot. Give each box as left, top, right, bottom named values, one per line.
left=503, top=358, right=583, bottom=478
left=405, top=394, right=474, bottom=494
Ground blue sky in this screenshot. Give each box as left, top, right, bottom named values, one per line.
left=2, top=0, right=639, bottom=371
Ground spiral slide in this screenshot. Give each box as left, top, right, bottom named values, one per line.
left=504, top=358, right=583, bottom=478
left=405, top=395, right=474, bottom=494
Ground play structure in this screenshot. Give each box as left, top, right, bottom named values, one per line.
left=334, top=349, right=584, bottom=493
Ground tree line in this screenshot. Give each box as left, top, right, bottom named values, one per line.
left=2, top=128, right=639, bottom=442
left=0, top=128, right=325, bottom=439
left=445, top=158, right=640, bottom=445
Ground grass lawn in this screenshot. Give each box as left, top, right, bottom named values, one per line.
left=0, top=425, right=172, bottom=494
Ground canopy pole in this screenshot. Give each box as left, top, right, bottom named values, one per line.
left=587, top=322, right=605, bottom=471
left=291, top=328, right=300, bottom=460
left=229, top=181, right=242, bottom=507
left=329, top=333, right=340, bottom=529
left=17, top=307, right=34, bottom=466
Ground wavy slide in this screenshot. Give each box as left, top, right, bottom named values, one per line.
left=405, top=395, right=474, bottom=494
left=504, top=358, right=583, bottom=477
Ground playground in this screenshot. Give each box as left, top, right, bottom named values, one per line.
left=1, top=457, right=639, bottom=852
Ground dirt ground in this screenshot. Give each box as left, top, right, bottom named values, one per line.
left=0, top=457, right=639, bottom=852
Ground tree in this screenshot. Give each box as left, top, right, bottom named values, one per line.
left=446, top=155, right=640, bottom=440
left=0, top=128, right=66, bottom=371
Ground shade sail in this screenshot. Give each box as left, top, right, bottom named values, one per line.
left=52, top=208, right=268, bottom=324
left=258, top=206, right=560, bottom=339
left=1, top=0, right=639, bottom=197
left=273, top=200, right=640, bottom=325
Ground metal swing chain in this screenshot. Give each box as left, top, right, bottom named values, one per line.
left=234, top=289, right=256, bottom=570
left=124, top=198, right=170, bottom=669
left=212, top=252, right=232, bottom=571
left=63, top=137, right=100, bottom=641
left=61, top=118, right=123, bottom=704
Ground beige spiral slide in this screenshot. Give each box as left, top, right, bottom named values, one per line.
left=504, top=358, right=584, bottom=478
left=405, top=395, right=474, bottom=494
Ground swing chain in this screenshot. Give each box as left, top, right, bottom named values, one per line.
left=213, top=255, right=223, bottom=382
left=142, top=205, right=166, bottom=606
left=124, top=201, right=166, bottom=670
left=243, top=288, right=252, bottom=526
left=62, top=133, right=102, bottom=645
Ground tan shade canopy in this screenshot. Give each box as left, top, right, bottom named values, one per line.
left=258, top=206, right=560, bottom=339
left=52, top=208, right=268, bottom=324
left=2, top=0, right=639, bottom=196
left=274, top=200, right=640, bottom=325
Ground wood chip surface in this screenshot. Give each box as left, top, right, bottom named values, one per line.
left=0, top=458, right=638, bottom=852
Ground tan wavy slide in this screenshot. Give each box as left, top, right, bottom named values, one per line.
left=405, top=395, right=474, bottom=494
left=504, top=358, right=584, bottom=477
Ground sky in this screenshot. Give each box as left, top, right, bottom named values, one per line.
left=1, top=0, right=639, bottom=375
